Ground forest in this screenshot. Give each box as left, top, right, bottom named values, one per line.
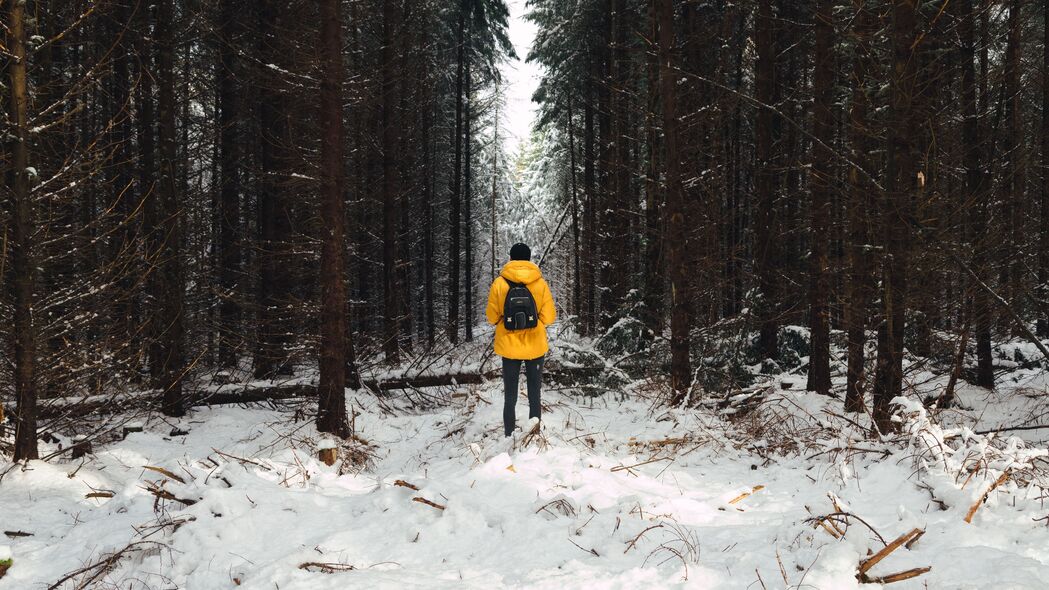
left=2, top=0, right=1049, bottom=588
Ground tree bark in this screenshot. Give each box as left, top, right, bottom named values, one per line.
left=448, top=3, right=466, bottom=345
left=754, top=0, right=779, bottom=361
left=317, top=0, right=350, bottom=438
left=156, top=0, right=186, bottom=417
left=255, top=0, right=294, bottom=378
left=872, top=0, right=921, bottom=432
left=464, top=47, right=474, bottom=342
left=643, top=6, right=664, bottom=337
left=381, top=0, right=403, bottom=363
left=844, top=0, right=876, bottom=413
left=960, top=0, right=995, bottom=388
left=217, top=0, right=242, bottom=368
left=566, top=94, right=583, bottom=322
left=1039, top=2, right=1049, bottom=338
left=655, top=0, right=692, bottom=402
left=8, top=0, right=38, bottom=461
left=807, top=0, right=833, bottom=395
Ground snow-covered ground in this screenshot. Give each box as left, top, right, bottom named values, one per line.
left=3, top=355, right=1049, bottom=590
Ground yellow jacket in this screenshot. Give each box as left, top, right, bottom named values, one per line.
left=485, top=260, right=557, bottom=360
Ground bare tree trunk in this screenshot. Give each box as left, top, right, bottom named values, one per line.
left=217, top=0, right=241, bottom=368
left=754, top=0, right=779, bottom=361
left=1003, top=0, right=1024, bottom=310
left=448, top=5, right=466, bottom=345
left=960, top=0, right=994, bottom=388
left=655, top=0, right=691, bottom=402
left=582, top=97, right=596, bottom=335
left=642, top=7, right=663, bottom=337
left=381, top=0, right=402, bottom=363
left=317, top=0, right=350, bottom=437
left=873, top=0, right=921, bottom=432
left=156, top=0, right=186, bottom=417
left=807, top=0, right=833, bottom=396
left=422, top=26, right=437, bottom=350
left=255, top=0, right=294, bottom=378
left=1039, top=2, right=1049, bottom=338
left=464, top=48, right=474, bottom=342
left=567, top=94, right=583, bottom=322
left=844, top=0, right=875, bottom=413
left=8, top=0, right=38, bottom=461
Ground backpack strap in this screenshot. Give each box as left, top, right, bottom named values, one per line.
left=502, top=277, right=524, bottom=289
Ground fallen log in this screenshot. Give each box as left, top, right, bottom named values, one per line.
left=38, top=367, right=611, bottom=421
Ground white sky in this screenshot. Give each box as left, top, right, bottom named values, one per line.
left=499, top=0, right=541, bottom=158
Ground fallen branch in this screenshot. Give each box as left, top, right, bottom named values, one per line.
left=393, top=479, right=420, bottom=491
left=143, top=465, right=186, bottom=484
left=141, top=482, right=198, bottom=506
left=728, top=485, right=765, bottom=505
left=964, top=471, right=1011, bottom=524
left=611, top=456, right=671, bottom=473
left=858, top=528, right=924, bottom=575
left=3, top=530, right=33, bottom=538
left=298, top=561, right=356, bottom=573
left=85, top=491, right=114, bottom=500
left=412, top=496, right=446, bottom=511
left=47, top=541, right=162, bottom=590
left=865, top=566, right=932, bottom=584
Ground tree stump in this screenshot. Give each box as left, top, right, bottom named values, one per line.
left=318, top=440, right=338, bottom=466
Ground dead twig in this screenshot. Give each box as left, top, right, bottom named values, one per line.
left=964, top=471, right=1011, bottom=524
left=864, top=566, right=932, bottom=584
left=298, top=561, right=356, bottom=573
left=412, top=496, right=446, bottom=511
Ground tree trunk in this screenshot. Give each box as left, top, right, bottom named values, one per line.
left=217, top=0, right=241, bottom=368
left=448, top=5, right=466, bottom=345
left=960, top=0, right=994, bottom=388
left=1003, top=0, right=1024, bottom=310
left=582, top=97, right=596, bottom=335
left=381, top=0, right=402, bottom=364
left=754, top=0, right=779, bottom=361
left=844, top=0, right=875, bottom=413
left=1040, top=2, right=1049, bottom=338
left=8, top=0, right=38, bottom=461
left=156, top=0, right=186, bottom=417
left=317, top=0, right=350, bottom=438
left=643, top=6, right=664, bottom=337
left=255, top=0, right=294, bottom=378
left=464, top=48, right=474, bottom=342
left=655, top=0, right=692, bottom=402
left=567, top=94, right=583, bottom=322
left=807, top=0, right=833, bottom=396
left=872, top=0, right=921, bottom=432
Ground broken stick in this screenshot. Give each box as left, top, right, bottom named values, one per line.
left=858, top=528, right=923, bottom=575
left=412, top=496, right=446, bottom=511
left=964, top=471, right=1010, bottom=524
left=728, top=485, right=765, bottom=505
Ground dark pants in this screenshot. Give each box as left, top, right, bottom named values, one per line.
left=502, top=356, right=544, bottom=437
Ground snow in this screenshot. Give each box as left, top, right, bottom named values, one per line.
left=3, top=365, right=1049, bottom=589
left=3, top=327, right=1049, bottom=588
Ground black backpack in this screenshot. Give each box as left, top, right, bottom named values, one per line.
left=502, top=278, right=539, bottom=331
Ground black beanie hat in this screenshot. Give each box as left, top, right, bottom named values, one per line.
left=510, top=243, right=531, bottom=261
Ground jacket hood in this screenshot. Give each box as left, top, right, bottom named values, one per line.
left=500, top=260, right=543, bottom=284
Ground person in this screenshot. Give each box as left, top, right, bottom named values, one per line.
left=485, top=243, right=556, bottom=438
